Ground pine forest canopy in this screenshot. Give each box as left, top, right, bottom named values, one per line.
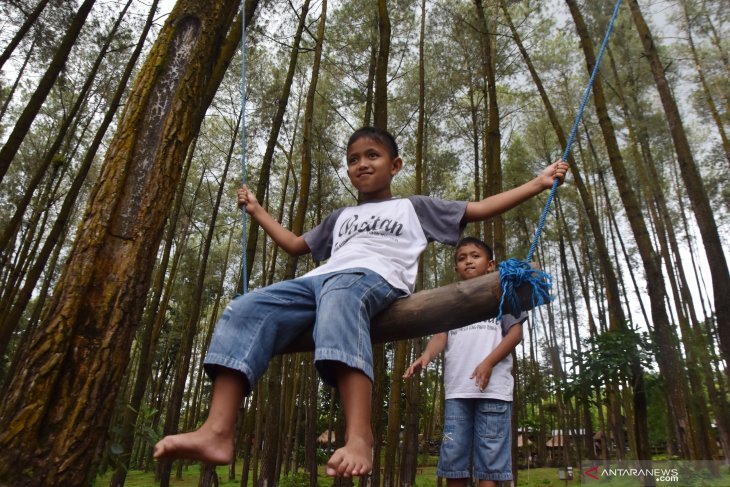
left=0, top=0, right=728, bottom=486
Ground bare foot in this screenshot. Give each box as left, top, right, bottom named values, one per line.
left=326, top=435, right=373, bottom=477
left=154, top=425, right=233, bottom=465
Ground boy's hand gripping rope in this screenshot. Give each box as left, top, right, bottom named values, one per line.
left=497, top=0, right=623, bottom=321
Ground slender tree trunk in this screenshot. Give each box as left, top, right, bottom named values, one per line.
left=374, top=0, right=390, bottom=130
left=627, top=0, right=730, bottom=385
left=474, top=0, right=503, bottom=260
left=504, top=0, right=652, bottom=462
left=0, top=0, right=133, bottom=258
left=499, top=0, right=625, bottom=329
left=363, top=6, right=378, bottom=128
left=382, top=341, right=406, bottom=487
left=0, top=35, right=36, bottom=124
left=244, top=0, right=310, bottom=282
left=0, top=0, right=158, bottom=371
left=567, top=0, right=695, bottom=461
left=285, top=0, right=327, bottom=277
left=679, top=0, right=730, bottom=167
left=609, top=48, right=719, bottom=462
left=159, top=113, right=240, bottom=487
left=0, top=2, right=240, bottom=484
left=0, top=0, right=51, bottom=72
left=0, top=0, right=96, bottom=184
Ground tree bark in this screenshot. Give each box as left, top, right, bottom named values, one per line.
left=374, top=0, right=390, bottom=129
left=627, top=0, right=730, bottom=385
left=285, top=0, right=327, bottom=277
left=474, top=0, right=503, bottom=260
left=0, top=0, right=51, bottom=72
left=567, top=0, right=692, bottom=461
left=284, top=266, right=545, bottom=354
left=108, top=131, right=195, bottom=487
left=244, top=0, right=310, bottom=285
left=0, top=0, right=96, bottom=184
left=0, top=1, right=240, bottom=484
left=0, top=0, right=133, bottom=259
left=0, top=0, right=155, bottom=365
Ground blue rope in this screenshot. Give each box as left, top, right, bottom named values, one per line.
left=498, top=0, right=622, bottom=320
left=240, top=4, right=248, bottom=295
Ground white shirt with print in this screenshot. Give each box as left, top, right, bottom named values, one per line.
left=303, top=196, right=466, bottom=294
left=444, top=313, right=526, bottom=401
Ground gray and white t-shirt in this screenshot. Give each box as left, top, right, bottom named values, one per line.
left=303, top=196, right=467, bottom=293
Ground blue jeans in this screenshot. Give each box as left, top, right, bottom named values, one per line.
left=438, top=398, right=513, bottom=481
left=204, top=268, right=403, bottom=391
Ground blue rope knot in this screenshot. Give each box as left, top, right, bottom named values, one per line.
left=497, top=258, right=554, bottom=321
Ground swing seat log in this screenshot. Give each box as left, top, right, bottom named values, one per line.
left=280, top=266, right=540, bottom=354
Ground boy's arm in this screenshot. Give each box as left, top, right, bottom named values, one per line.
left=471, top=323, right=522, bottom=391
left=463, top=160, right=567, bottom=223
left=238, top=186, right=310, bottom=256
left=403, top=332, right=447, bottom=379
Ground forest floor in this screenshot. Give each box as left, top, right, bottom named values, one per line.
left=95, top=461, right=730, bottom=486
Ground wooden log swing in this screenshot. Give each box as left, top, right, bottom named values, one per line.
left=281, top=269, right=538, bottom=354
left=264, top=0, right=624, bottom=356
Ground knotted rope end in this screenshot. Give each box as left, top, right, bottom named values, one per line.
left=497, top=258, right=554, bottom=321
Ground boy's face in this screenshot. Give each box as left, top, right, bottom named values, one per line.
left=455, top=243, right=495, bottom=280
left=346, top=137, right=402, bottom=202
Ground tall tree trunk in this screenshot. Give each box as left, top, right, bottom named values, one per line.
left=0, top=0, right=52, bottom=72
left=374, top=0, right=390, bottom=129
left=502, top=0, right=652, bottom=462
left=400, top=3, right=428, bottom=484
left=383, top=342, right=406, bottom=487
left=244, top=0, right=310, bottom=284
left=108, top=131, right=194, bottom=487
left=0, top=2, right=240, bottom=485
left=364, top=19, right=378, bottom=128
left=285, top=0, right=327, bottom=277
left=0, top=0, right=158, bottom=371
left=401, top=342, right=420, bottom=487
left=0, top=0, right=96, bottom=184
left=499, top=0, right=625, bottom=329
left=0, top=35, right=36, bottom=123
left=261, top=3, right=326, bottom=479
left=159, top=113, right=240, bottom=487
left=0, top=0, right=133, bottom=258
left=627, top=0, right=730, bottom=385
left=473, top=0, right=503, bottom=260
left=567, top=0, right=693, bottom=461
left=679, top=0, right=730, bottom=167
left=608, top=47, right=719, bottom=463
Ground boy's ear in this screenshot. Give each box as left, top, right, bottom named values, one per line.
left=390, top=156, right=403, bottom=176
left=487, top=260, right=497, bottom=273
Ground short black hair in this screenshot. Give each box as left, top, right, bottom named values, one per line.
left=347, top=126, right=399, bottom=158
left=455, top=237, right=494, bottom=262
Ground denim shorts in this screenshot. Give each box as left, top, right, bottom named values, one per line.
left=438, top=398, right=513, bottom=481
left=204, top=268, right=403, bottom=392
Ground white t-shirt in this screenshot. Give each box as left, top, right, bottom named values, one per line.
left=303, top=196, right=467, bottom=293
left=443, top=313, right=526, bottom=401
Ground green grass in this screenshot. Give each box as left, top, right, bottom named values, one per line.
left=95, top=463, right=730, bottom=486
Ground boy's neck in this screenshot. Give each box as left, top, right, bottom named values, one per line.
left=357, top=195, right=396, bottom=204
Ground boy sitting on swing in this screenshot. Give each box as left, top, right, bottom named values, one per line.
left=154, top=126, right=568, bottom=477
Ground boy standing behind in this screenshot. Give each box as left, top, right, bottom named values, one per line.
left=404, top=237, right=524, bottom=487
